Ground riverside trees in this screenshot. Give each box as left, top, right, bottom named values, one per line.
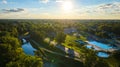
left=0, top=22, right=43, bottom=67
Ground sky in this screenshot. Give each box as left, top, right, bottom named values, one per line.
left=0, top=0, right=120, bottom=19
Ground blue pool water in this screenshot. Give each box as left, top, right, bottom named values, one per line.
left=86, top=45, right=92, bottom=49
left=86, top=45, right=110, bottom=58
left=86, top=41, right=114, bottom=58
left=87, top=41, right=113, bottom=50
left=86, top=45, right=99, bottom=50
left=97, top=52, right=110, bottom=58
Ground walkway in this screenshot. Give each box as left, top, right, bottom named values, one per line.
left=30, top=39, right=82, bottom=62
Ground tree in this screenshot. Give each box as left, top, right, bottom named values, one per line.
left=1, top=36, right=20, bottom=49
left=64, top=35, right=79, bottom=47
left=55, top=32, right=66, bottom=44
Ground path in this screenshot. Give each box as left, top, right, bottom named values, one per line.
left=30, top=39, right=82, bottom=62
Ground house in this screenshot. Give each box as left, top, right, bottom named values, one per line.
left=64, top=28, right=77, bottom=34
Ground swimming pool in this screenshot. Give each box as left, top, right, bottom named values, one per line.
left=97, top=52, right=110, bottom=58
left=87, top=41, right=113, bottom=50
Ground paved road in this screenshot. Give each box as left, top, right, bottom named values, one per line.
left=30, top=39, right=82, bottom=62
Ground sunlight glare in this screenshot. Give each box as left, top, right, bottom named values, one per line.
left=62, top=1, right=73, bottom=12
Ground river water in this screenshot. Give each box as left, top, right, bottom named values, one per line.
left=22, top=39, right=36, bottom=55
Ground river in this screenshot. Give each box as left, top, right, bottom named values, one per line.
left=22, top=39, right=36, bottom=56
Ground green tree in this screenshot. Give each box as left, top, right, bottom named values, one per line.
left=55, top=32, right=66, bottom=44
left=64, top=35, right=79, bottom=47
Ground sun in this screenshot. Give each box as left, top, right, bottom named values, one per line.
left=62, top=1, right=73, bottom=12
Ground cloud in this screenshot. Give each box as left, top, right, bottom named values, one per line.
left=2, top=0, right=7, bottom=4
left=0, top=8, right=29, bottom=19
left=99, top=3, right=118, bottom=9
left=56, top=0, right=73, bottom=3
left=71, top=2, right=120, bottom=19
left=39, top=0, right=49, bottom=3
left=2, top=8, right=25, bottom=13
left=96, top=2, right=120, bottom=14
left=55, top=0, right=64, bottom=3
left=79, top=2, right=120, bottom=15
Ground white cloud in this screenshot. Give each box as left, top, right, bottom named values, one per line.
left=2, top=0, right=7, bottom=4
left=55, top=0, right=64, bottom=3
left=94, top=2, right=120, bottom=15
left=56, top=0, right=73, bottom=3
left=39, top=0, right=49, bottom=3
left=74, top=2, right=120, bottom=15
